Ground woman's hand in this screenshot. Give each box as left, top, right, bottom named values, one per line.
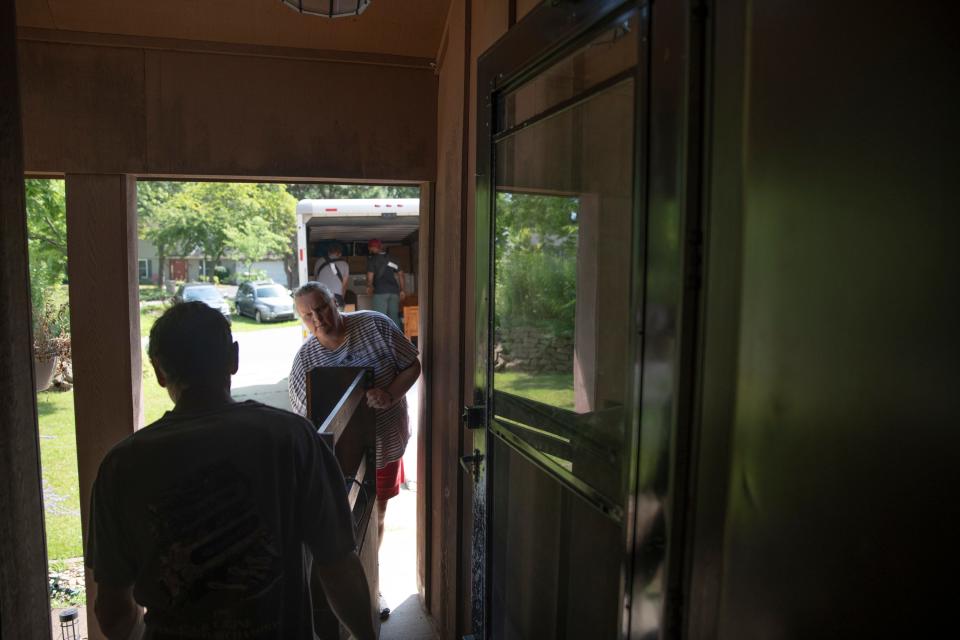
left=366, top=388, right=395, bottom=409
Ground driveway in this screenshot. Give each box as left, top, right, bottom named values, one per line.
left=232, top=324, right=304, bottom=410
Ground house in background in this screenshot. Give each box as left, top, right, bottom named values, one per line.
left=137, top=239, right=289, bottom=287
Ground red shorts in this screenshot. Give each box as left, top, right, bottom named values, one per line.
left=376, top=459, right=405, bottom=502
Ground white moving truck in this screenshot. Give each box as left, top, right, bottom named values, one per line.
left=296, top=198, right=420, bottom=301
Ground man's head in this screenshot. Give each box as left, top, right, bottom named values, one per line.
left=327, top=242, right=343, bottom=259
left=148, top=302, right=238, bottom=399
left=368, top=239, right=383, bottom=254
left=294, top=282, right=341, bottom=340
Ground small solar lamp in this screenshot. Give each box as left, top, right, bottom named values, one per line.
left=58, top=607, right=80, bottom=640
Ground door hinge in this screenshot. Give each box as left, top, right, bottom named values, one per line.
left=462, top=405, right=486, bottom=429
left=459, top=450, right=485, bottom=483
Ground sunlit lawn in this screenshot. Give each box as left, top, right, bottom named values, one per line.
left=140, top=306, right=300, bottom=337
left=495, top=371, right=575, bottom=410
left=38, top=351, right=174, bottom=564
left=138, top=284, right=168, bottom=302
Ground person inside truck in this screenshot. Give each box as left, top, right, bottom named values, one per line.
left=313, top=241, right=350, bottom=309
left=365, top=238, right=405, bottom=328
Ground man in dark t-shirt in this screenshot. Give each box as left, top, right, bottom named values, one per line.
left=86, top=302, right=375, bottom=640
left=365, top=238, right=405, bottom=328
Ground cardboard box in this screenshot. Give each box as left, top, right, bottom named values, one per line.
left=346, top=255, right=368, bottom=275
left=355, top=293, right=374, bottom=311
left=387, top=245, right=412, bottom=273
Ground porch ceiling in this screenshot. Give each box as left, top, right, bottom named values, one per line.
left=15, top=0, right=451, bottom=59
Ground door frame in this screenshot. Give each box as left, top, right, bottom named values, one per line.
left=470, top=1, right=678, bottom=638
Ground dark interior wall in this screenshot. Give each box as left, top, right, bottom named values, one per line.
left=0, top=1, right=50, bottom=635
left=696, top=1, right=960, bottom=637
left=17, top=35, right=438, bottom=180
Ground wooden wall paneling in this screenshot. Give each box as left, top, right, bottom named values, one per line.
left=0, top=0, right=52, bottom=635
left=17, top=41, right=147, bottom=175
left=143, top=49, right=437, bottom=180
left=18, top=36, right=438, bottom=183
left=430, top=0, right=471, bottom=635
left=65, top=174, right=142, bottom=640
left=416, top=180, right=434, bottom=608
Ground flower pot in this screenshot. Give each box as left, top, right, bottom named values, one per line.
left=34, top=355, right=58, bottom=392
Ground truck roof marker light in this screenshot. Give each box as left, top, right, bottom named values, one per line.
left=299, top=249, right=304, bottom=261
left=374, top=204, right=381, bottom=207
left=386, top=204, right=392, bottom=207
left=397, top=204, right=403, bottom=207
left=325, top=208, right=337, bottom=212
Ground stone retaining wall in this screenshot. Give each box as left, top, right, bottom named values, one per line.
left=494, top=326, right=573, bottom=373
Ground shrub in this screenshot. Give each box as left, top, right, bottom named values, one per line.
left=496, top=250, right=576, bottom=337
left=235, top=269, right=268, bottom=284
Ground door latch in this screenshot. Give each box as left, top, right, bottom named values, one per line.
left=459, top=450, right=484, bottom=483
left=462, top=405, right=485, bottom=429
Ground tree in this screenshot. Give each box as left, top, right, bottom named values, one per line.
left=284, top=183, right=419, bottom=201
left=225, top=216, right=289, bottom=277
left=139, top=182, right=298, bottom=285
left=494, top=192, right=580, bottom=335
left=187, top=183, right=293, bottom=270
left=24, top=179, right=68, bottom=316
left=138, top=181, right=187, bottom=289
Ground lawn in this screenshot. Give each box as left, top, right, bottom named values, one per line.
left=494, top=371, right=575, bottom=410
left=140, top=305, right=300, bottom=337
left=138, top=284, right=169, bottom=302
left=38, top=350, right=174, bottom=566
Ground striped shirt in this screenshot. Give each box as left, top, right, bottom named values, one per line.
left=288, top=310, right=418, bottom=468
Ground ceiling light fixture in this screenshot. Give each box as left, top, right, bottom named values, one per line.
left=282, top=0, right=371, bottom=18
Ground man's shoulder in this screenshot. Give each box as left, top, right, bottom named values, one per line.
left=230, top=401, right=314, bottom=431
left=134, top=402, right=313, bottom=442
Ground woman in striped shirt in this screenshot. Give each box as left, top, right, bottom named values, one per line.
left=288, top=282, right=420, bottom=618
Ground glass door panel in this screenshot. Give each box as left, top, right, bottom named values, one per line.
left=475, top=7, right=644, bottom=639
left=496, top=15, right=640, bottom=133
left=492, top=76, right=635, bottom=511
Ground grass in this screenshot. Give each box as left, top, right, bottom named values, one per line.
left=140, top=305, right=300, bottom=337
left=138, top=284, right=169, bottom=302
left=230, top=315, right=301, bottom=332
left=36, top=390, right=83, bottom=561
left=37, top=349, right=174, bottom=566
left=494, top=371, right=575, bottom=410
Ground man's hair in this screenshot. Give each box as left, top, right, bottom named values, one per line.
left=148, top=302, right=233, bottom=386
left=293, top=281, right=335, bottom=302
left=327, top=242, right=343, bottom=255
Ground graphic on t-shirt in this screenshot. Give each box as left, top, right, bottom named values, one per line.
left=146, top=461, right=282, bottom=614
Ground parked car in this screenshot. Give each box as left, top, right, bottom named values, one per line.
left=234, top=281, right=295, bottom=323
left=173, top=283, right=231, bottom=319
